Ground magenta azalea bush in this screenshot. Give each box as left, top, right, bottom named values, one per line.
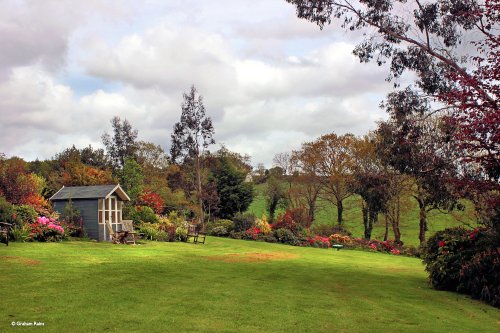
left=29, top=216, right=65, bottom=242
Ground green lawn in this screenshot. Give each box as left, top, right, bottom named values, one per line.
left=247, top=183, right=476, bottom=246
left=1, top=238, right=498, bottom=332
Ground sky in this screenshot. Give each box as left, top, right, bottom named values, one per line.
left=0, top=0, right=396, bottom=167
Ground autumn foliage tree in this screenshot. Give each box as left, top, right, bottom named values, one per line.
left=0, top=156, right=50, bottom=214
left=315, top=133, right=358, bottom=225
left=290, top=141, right=323, bottom=223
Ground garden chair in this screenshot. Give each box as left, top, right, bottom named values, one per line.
left=0, top=222, right=13, bottom=246
left=121, top=220, right=138, bottom=245
left=186, top=223, right=206, bottom=244
left=104, top=220, right=125, bottom=244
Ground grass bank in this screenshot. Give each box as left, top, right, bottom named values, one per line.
left=1, top=238, right=498, bottom=332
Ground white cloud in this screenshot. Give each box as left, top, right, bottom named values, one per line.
left=0, top=0, right=397, bottom=167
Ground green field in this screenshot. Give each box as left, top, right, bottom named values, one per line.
left=1, top=238, right=499, bottom=332
left=247, top=183, right=476, bottom=246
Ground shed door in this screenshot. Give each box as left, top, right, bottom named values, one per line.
left=98, top=196, right=123, bottom=241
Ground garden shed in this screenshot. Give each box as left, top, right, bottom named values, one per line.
left=50, top=184, right=130, bottom=241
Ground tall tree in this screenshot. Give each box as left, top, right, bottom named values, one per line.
left=315, top=133, right=358, bottom=225
left=117, top=158, right=144, bottom=204
left=290, top=141, right=323, bottom=223
left=102, top=116, right=138, bottom=170
left=211, top=154, right=253, bottom=219
left=376, top=90, right=463, bottom=244
left=170, top=85, right=215, bottom=223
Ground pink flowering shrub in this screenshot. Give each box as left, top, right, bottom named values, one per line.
left=308, top=235, right=331, bottom=248
left=366, top=239, right=401, bottom=255
left=29, top=216, right=66, bottom=242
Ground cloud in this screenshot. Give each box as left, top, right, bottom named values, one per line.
left=0, top=0, right=396, bottom=167
left=0, top=0, right=136, bottom=80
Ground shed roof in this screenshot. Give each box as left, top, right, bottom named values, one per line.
left=49, top=185, right=130, bottom=201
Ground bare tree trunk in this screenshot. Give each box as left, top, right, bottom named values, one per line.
left=196, top=154, right=204, bottom=226
left=337, top=198, right=343, bottom=225
left=391, top=201, right=402, bottom=245
left=308, top=200, right=316, bottom=224
left=384, top=214, right=389, bottom=241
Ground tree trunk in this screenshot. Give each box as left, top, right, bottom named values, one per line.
left=417, top=196, right=427, bottom=245
left=308, top=200, right=316, bottom=223
left=337, top=198, right=343, bottom=225
left=384, top=214, right=389, bottom=241
left=196, top=154, right=204, bottom=226
left=391, top=198, right=403, bottom=245
left=367, top=209, right=376, bottom=240
left=362, top=203, right=369, bottom=239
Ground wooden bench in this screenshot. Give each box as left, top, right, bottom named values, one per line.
left=0, top=222, right=13, bottom=246
left=186, top=224, right=206, bottom=244
left=121, top=220, right=138, bottom=245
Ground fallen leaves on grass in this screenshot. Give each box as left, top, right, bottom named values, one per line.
left=0, top=256, right=41, bottom=266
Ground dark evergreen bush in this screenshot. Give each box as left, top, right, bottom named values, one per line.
left=422, top=226, right=499, bottom=308
left=232, top=213, right=255, bottom=232
left=458, top=248, right=500, bottom=307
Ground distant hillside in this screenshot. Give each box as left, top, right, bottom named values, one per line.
left=246, top=182, right=476, bottom=247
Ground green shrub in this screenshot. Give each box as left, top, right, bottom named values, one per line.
left=166, top=211, right=186, bottom=227
left=311, top=224, right=352, bottom=237
left=210, top=226, right=229, bottom=237
left=130, top=206, right=159, bottom=225
left=175, top=226, right=187, bottom=242
left=138, top=223, right=168, bottom=241
left=206, top=219, right=234, bottom=235
left=13, top=205, right=38, bottom=224
left=458, top=248, right=500, bottom=307
left=229, top=231, right=243, bottom=239
left=232, top=213, right=255, bottom=232
left=262, top=234, right=278, bottom=243
left=274, top=228, right=297, bottom=245
left=0, top=196, right=18, bottom=225
left=10, top=224, right=31, bottom=242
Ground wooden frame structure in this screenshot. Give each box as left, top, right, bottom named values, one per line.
left=186, top=224, right=206, bottom=244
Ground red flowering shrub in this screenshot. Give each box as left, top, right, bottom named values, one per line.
left=138, top=189, right=165, bottom=214
left=242, top=227, right=261, bottom=240
left=285, top=208, right=312, bottom=228
left=272, top=210, right=299, bottom=235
